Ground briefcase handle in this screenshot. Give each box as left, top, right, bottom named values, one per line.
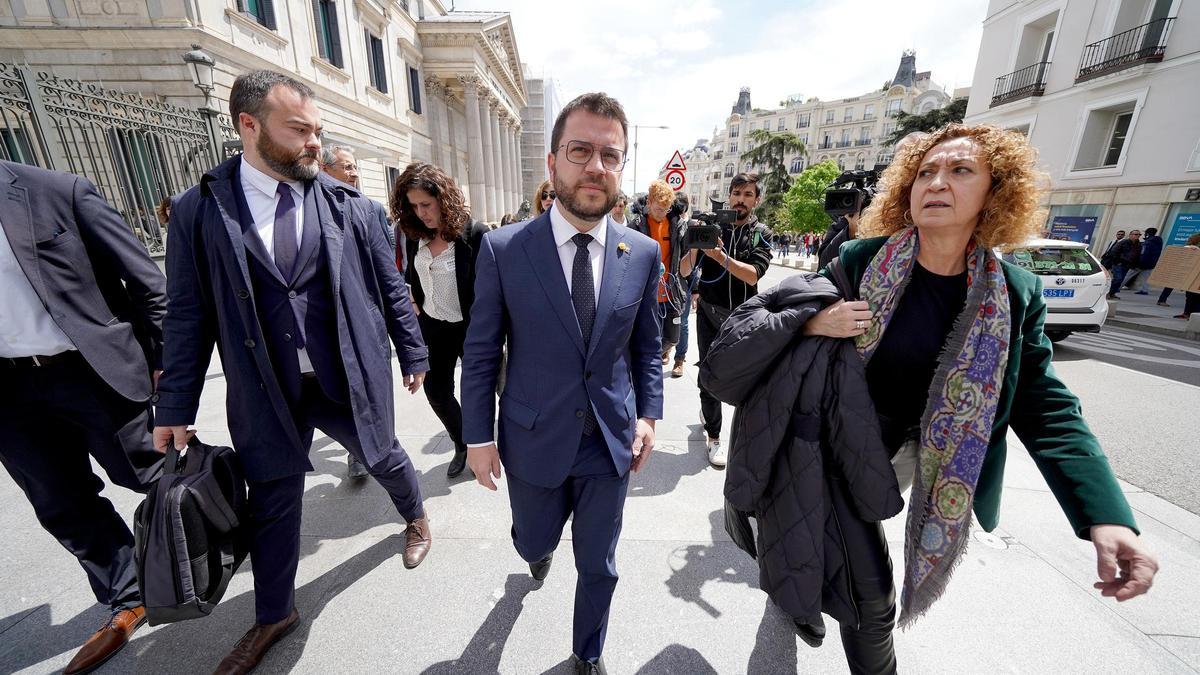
left=163, top=434, right=205, bottom=475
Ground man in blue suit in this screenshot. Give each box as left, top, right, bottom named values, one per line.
left=154, top=71, right=431, bottom=674
left=461, top=92, right=664, bottom=675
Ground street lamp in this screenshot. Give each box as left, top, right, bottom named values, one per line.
left=182, top=44, right=225, bottom=164
left=630, top=123, right=669, bottom=195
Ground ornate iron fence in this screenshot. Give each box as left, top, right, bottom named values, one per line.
left=1077, top=17, right=1175, bottom=83
left=991, top=61, right=1050, bottom=107
left=0, top=63, right=236, bottom=254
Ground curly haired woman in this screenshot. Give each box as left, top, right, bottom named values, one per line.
left=391, top=162, right=488, bottom=479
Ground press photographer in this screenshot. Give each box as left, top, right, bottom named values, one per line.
left=630, top=181, right=690, bottom=376
left=680, top=172, right=772, bottom=466
left=816, top=167, right=881, bottom=269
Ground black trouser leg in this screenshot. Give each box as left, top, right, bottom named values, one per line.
left=0, top=356, right=157, bottom=611
left=1159, top=287, right=1173, bottom=303
left=695, top=303, right=722, bottom=438
left=1184, top=291, right=1200, bottom=316
left=831, top=481, right=898, bottom=675
left=245, top=474, right=305, bottom=625
left=419, top=315, right=468, bottom=454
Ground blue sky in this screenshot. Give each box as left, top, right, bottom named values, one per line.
left=455, top=0, right=990, bottom=194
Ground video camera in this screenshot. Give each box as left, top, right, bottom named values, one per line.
left=683, top=199, right=738, bottom=249
left=823, top=165, right=886, bottom=218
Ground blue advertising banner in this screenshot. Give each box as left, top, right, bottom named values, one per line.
left=1168, top=212, right=1200, bottom=246
left=1048, top=215, right=1098, bottom=244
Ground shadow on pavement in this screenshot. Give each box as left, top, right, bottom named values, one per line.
left=421, top=573, right=539, bottom=674
left=748, top=597, right=800, bottom=674
left=0, top=603, right=112, bottom=674
left=635, top=643, right=718, bottom=674
left=130, top=535, right=402, bottom=673
left=663, top=509, right=758, bottom=618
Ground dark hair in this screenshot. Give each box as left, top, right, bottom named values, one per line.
left=730, top=172, right=761, bottom=197
left=550, top=92, right=629, bottom=154
left=389, top=162, right=471, bottom=243
left=1145, top=227, right=1157, bottom=236
left=154, top=195, right=173, bottom=226
left=229, top=70, right=315, bottom=130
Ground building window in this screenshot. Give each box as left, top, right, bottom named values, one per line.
left=365, top=31, right=387, bottom=93
left=407, top=66, right=422, bottom=114
left=749, top=122, right=757, bottom=132
left=790, top=157, right=803, bottom=173
left=855, top=154, right=866, bottom=170
left=777, top=118, right=785, bottom=131
left=724, top=163, right=734, bottom=177
left=886, top=99, right=902, bottom=117
left=864, top=104, right=875, bottom=120
left=825, top=110, right=835, bottom=123
left=385, top=166, right=400, bottom=201
left=884, top=122, right=897, bottom=135
left=844, top=107, right=853, bottom=122
left=313, top=0, right=343, bottom=68
left=860, top=127, right=870, bottom=141
left=238, top=0, right=276, bottom=30
left=729, top=124, right=739, bottom=138
left=729, top=141, right=738, bottom=154
left=1072, top=100, right=1138, bottom=171
left=797, top=113, right=810, bottom=128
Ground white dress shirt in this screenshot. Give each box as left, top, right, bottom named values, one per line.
left=239, top=157, right=314, bottom=373
left=467, top=204, right=608, bottom=448
left=550, top=200, right=605, bottom=306
left=0, top=216, right=77, bottom=358
left=413, top=239, right=463, bottom=322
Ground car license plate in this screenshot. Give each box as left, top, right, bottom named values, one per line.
left=1043, top=288, right=1075, bottom=298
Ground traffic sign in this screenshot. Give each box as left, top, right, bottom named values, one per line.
left=663, top=150, right=687, bottom=171
left=664, top=169, right=686, bottom=191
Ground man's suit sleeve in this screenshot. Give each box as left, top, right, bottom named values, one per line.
left=630, top=242, right=664, bottom=420
left=460, top=233, right=506, bottom=444
left=72, top=176, right=168, bottom=368
left=363, top=199, right=428, bottom=376
left=154, top=193, right=216, bottom=426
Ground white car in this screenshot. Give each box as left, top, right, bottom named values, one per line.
left=1000, top=239, right=1110, bottom=343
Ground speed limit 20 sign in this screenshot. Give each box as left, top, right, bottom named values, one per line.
left=664, top=169, right=686, bottom=191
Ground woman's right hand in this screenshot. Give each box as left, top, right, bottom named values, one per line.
left=803, top=299, right=874, bottom=338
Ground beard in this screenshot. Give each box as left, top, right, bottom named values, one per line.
left=257, top=125, right=319, bottom=181
left=554, top=174, right=618, bottom=222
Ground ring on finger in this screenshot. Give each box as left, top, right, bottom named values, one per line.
left=855, top=319, right=866, bottom=330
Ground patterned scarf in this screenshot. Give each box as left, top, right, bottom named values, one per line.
left=855, top=227, right=1010, bottom=627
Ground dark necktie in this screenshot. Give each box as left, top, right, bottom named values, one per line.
left=571, top=232, right=597, bottom=435
left=273, top=182, right=298, bottom=280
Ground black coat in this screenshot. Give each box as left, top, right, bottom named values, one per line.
left=699, top=273, right=903, bottom=626
left=403, top=220, right=487, bottom=331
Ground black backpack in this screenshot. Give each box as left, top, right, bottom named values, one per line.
left=133, top=436, right=249, bottom=625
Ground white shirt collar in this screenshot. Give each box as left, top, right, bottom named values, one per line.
left=240, top=156, right=303, bottom=200
left=550, top=200, right=607, bottom=248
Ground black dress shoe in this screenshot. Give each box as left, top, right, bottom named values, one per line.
left=573, top=655, right=607, bottom=674
left=530, top=553, right=553, bottom=581
left=793, top=617, right=826, bottom=648
left=446, top=449, right=467, bottom=478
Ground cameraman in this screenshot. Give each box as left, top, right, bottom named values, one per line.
left=680, top=173, right=772, bottom=466
left=630, top=181, right=690, bottom=375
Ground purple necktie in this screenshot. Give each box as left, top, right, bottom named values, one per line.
left=273, top=183, right=298, bottom=280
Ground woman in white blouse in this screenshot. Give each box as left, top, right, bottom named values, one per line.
left=390, top=162, right=488, bottom=479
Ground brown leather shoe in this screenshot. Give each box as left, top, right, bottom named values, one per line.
left=63, top=605, right=147, bottom=675
left=671, top=359, right=685, bottom=378
left=403, top=516, right=432, bottom=569
left=212, top=608, right=300, bottom=675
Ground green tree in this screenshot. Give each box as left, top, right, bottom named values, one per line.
left=780, top=160, right=841, bottom=233
left=882, top=98, right=968, bottom=146
left=740, top=128, right=807, bottom=222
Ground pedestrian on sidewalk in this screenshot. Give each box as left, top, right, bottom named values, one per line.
left=0, top=160, right=166, bottom=675
left=154, top=71, right=434, bottom=674
left=1103, top=229, right=1141, bottom=299
left=392, top=162, right=488, bottom=479
left=461, top=93, right=664, bottom=675
left=1122, top=227, right=1162, bottom=294
left=1102, top=229, right=1126, bottom=258
left=708, top=124, right=1158, bottom=675
left=629, top=180, right=688, bottom=376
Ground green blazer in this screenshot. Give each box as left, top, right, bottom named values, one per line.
left=826, top=236, right=1137, bottom=539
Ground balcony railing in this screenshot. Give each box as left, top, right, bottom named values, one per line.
left=817, top=142, right=833, bottom=150
left=884, top=109, right=902, bottom=118
left=990, top=61, right=1049, bottom=107
left=835, top=140, right=853, bottom=148
left=863, top=113, right=875, bottom=121
left=1077, top=17, right=1174, bottom=82
left=855, top=138, right=872, bottom=146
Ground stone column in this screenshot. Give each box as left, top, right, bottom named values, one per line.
left=478, top=94, right=499, bottom=222
left=488, top=99, right=505, bottom=220
left=423, top=75, right=445, bottom=169
left=458, top=75, right=487, bottom=219
left=499, top=114, right=515, bottom=215
left=510, top=122, right=523, bottom=212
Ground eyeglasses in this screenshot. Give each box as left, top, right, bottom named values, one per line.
left=541, top=191, right=556, bottom=200
left=554, top=140, right=627, bottom=171
left=327, top=162, right=358, bottom=172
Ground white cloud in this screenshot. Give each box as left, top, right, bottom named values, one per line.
left=456, top=0, right=988, bottom=195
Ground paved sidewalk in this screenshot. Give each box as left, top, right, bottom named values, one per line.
left=1107, top=287, right=1200, bottom=340
left=1, top=267, right=1198, bottom=673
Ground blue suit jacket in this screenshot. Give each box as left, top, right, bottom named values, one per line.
left=0, top=160, right=165, bottom=402
left=461, top=211, right=664, bottom=488
left=155, top=156, right=429, bottom=482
